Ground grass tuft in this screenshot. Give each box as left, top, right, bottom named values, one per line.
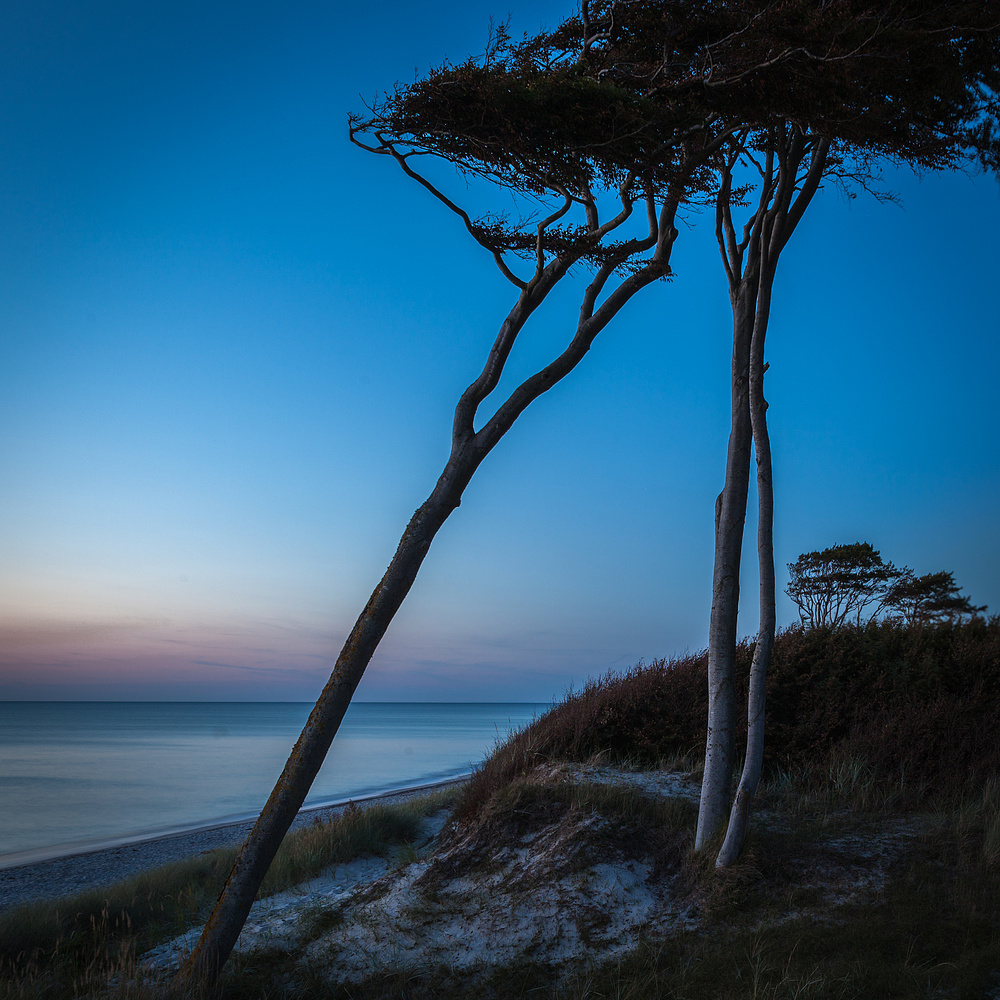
left=0, top=787, right=457, bottom=999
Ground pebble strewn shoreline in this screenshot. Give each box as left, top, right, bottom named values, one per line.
left=0, top=777, right=467, bottom=912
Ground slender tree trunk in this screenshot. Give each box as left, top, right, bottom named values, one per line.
left=716, top=261, right=776, bottom=868
left=699, top=129, right=827, bottom=859
left=695, top=281, right=754, bottom=849
left=175, top=178, right=687, bottom=984
left=177, top=446, right=482, bottom=982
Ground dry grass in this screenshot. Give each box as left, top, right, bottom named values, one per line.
left=457, top=618, right=1000, bottom=825
left=0, top=788, right=457, bottom=1000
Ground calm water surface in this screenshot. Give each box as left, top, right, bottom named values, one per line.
left=0, top=702, right=544, bottom=863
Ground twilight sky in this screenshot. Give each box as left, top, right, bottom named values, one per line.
left=1, top=0, right=997, bottom=702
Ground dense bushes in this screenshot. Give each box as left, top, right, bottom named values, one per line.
left=458, top=618, right=1000, bottom=817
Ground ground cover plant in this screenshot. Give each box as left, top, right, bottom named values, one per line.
left=213, top=753, right=1000, bottom=1000
left=0, top=789, right=456, bottom=1000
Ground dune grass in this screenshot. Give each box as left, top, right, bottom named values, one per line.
left=0, top=787, right=458, bottom=999
left=230, top=769, right=1000, bottom=1000
left=456, top=618, right=1000, bottom=824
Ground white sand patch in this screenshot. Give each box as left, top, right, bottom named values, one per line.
left=300, top=824, right=697, bottom=980
left=140, top=852, right=397, bottom=973
left=535, top=761, right=702, bottom=804
left=142, top=764, right=930, bottom=990
left=141, top=767, right=700, bottom=983
left=142, top=811, right=450, bottom=974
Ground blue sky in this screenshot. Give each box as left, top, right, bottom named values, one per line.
left=1, top=0, right=997, bottom=701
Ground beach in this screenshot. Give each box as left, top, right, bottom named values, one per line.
left=0, top=775, right=468, bottom=912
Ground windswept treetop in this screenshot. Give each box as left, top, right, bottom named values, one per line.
left=569, top=0, right=1000, bottom=167
left=350, top=0, right=998, bottom=274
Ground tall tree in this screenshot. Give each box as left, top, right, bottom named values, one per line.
left=176, top=27, right=744, bottom=986
left=702, top=127, right=829, bottom=857
left=707, top=3, right=998, bottom=857
left=178, top=3, right=1000, bottom=980
left=568, top=0, right=999, bottom=858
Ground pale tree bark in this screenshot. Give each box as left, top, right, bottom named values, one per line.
left=175, top=160, right=692, bottom=985
left=715, top=254, right=775, bottom=867
left=695, top=141, right=769, bottom=849
left=694, top=283, right=753, bottom=848
left=697, top=130, right=829, bottom=853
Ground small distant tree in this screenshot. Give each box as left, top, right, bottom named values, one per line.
left=574, top=0, right=1000, bottom=861
left=887, top=570, right=986, bottom=626
left=786, top=542, right=907, bottom=628
left=786, top=544, right=986, bottom=629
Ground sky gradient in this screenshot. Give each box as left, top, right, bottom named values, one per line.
left=2, top=0, right=998, bottom=702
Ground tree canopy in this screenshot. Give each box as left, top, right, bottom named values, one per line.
left=787, top=542, right=986, bottom=628
left=786, top=542, right=909, bottom=628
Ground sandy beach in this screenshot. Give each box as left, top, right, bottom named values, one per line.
left=0, top=775, right=468, bottom=912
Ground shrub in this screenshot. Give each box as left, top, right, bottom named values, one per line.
left=458, top=618, right=1000, bottom=818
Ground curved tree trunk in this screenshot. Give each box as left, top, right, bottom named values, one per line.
left=694, top=280, right=754, bottom=849
left=175, top=177, right=689, bottom=984
left=716, top=259, right=776, bottom=868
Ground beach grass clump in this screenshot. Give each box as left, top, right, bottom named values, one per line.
left=0, top=787, right=456, bottom=999
left=260, top=787, right=455, bottom=894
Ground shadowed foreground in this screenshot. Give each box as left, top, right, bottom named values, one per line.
left=2, top=620, right=998, bottom=998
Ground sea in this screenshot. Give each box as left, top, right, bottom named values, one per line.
left=0, top=702, right=546, bottom=866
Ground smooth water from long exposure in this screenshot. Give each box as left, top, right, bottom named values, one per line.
left=0, top=702, right=544, bottom=864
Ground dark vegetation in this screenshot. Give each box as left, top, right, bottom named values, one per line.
left=458, top=617, right=1000, bottom=821
left=786, top=541, right=985, bottom=628
left=0, top=791, right=454, bottom=999
left=2, top=620, right=998, bottom=998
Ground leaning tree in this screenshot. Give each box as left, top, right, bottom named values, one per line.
left=177, top=23, right=749, bottom=986
left=564, top=0, right=999, bottom=862
left=178, top=2, right=999, bottom=982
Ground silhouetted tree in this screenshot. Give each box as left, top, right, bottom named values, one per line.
left=787, top=545, right=986, bottom=629
left=179, top=2, right=1000, bottom=980
left=570, top=0, right=999, bottom=863
left=887, top=570, right=986, bottom=625
left=176, top=20, right=753, bottom=987
left=786, top=542, right=908, bottom=628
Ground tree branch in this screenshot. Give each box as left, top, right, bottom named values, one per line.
left=350, top=128, right=529, bottom=290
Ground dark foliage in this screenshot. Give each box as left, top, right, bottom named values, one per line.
left=353, top=0, right=1000, bottom=264
left=453, top=654, right=708, bottom=822
left=570, top=0, right=1000, bottom=165
left=786, top=541, right=908, bottom=627
left=458, top=618, right=1000, bottom=818
left=787, top=542, right=986, bottom=628
left=888, top=569, right=988, bottom=625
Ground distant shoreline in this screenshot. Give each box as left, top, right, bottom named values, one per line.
left=0, top=773, right=469, bottom=911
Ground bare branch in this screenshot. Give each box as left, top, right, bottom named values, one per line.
left=778, top=137, right=831, bottom=250
left=350, top=128, right=529, bottom=290
left=581, top=179, right=600, bottom=233
left=475, top=190, right=682, bottom=457
left=716, top=161, right=738, bottom=289
left=534, top=186, right=575, bottom=277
